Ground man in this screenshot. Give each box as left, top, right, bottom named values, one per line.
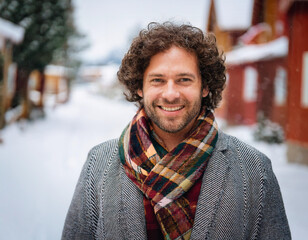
left=62, top=22, right=291, bottom=240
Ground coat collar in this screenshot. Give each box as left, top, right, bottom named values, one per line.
left=215, top=130, right=229, bottom=152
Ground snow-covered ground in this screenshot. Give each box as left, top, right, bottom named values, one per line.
left=0, top=83, right=307, bottom=239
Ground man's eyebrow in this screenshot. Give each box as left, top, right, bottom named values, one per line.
left=176, top=73, right=196, bottom=79
left=146, top=73, right=197, bottom=78
left=147, top=73, right=164, bottom=77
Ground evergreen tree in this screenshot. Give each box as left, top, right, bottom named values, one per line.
left=0, top=0, right=77, bottom=118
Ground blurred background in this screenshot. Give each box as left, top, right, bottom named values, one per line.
left=0, top=0, right=307, bottom=239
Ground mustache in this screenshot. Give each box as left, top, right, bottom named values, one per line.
left=153, top=99, right=187, bottom=105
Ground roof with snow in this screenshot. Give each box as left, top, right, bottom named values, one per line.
left=225, top=36, right=289, bottom=65
left=0, top=17, right=25, bottom=44
left=213, top=0, right=254, bottom=31
left=44, top=65, right=72, bottom=76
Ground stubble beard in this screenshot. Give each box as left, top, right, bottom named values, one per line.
left=143, top=97, right=203, bottom=134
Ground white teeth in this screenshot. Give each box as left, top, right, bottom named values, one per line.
left=161, top=106, right=183, bottom=111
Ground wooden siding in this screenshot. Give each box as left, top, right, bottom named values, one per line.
left=286, top=2, right=308, bottom=144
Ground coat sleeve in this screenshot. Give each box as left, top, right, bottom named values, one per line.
left=258, top=155, right=291, bottom=240
left=61, top=147, right=98, bottom=240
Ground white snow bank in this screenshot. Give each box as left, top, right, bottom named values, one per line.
left=0, top=84, right=137, bottom=240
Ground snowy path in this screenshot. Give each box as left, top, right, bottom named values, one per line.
left=0, top=84, right=307, bottom=239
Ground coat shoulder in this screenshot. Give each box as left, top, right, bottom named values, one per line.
left=89, top=138, right=119, bottom=161
left=218, top=131, right=272, bottom=170
left=85, top=138, right=120, bottom=174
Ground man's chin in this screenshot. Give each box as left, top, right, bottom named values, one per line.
left=154, top=121, right=185, bottom=134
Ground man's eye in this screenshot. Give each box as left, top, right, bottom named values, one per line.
left=179, top=78, right=191, bottom=82
left=151, top=78, right=163, bottom=83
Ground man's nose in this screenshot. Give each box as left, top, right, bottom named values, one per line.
left=161, top=81, right=180, bottom=102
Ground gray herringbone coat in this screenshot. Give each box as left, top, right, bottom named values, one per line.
left=62, top=131, right=291, bottom=240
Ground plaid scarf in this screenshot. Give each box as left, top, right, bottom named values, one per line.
left=119, top=107, right=218, bottom=240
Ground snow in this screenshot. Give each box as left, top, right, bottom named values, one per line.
left=214, top=0, right=253, bottom=30
left=44, top=65, right=71, bottom=76
left=0, top=17, right=25, bottom=44
left=0, top=84, right=307, bottom=239
left=78, top=64, right=119, bottom=86
left=226, top=36, right=289, bottom=65
left=238, top=22, right=272, bottom=44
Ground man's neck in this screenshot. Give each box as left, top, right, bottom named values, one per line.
left=154, top=131, right=185, bottom=151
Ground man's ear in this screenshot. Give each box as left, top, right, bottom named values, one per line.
left=202, top=86, right=209, bottom=98
left=137, top=89, right=143, bottom=98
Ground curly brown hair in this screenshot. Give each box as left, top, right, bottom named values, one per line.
left=117, top=22, right=226, bottom=110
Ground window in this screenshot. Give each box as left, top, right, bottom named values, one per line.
left=274, top=67, right=287, bottom=105
left=302, top=52, right=308, bottom=107
left=243, top=66, right=258, bottom=102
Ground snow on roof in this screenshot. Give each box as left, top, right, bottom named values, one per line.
left=215, top=0, right=254, bottom=31
left=0, top=18, right=25, bottom=44
left=225, top=36, right=289, bottom=65
left=238, top=23, right=272, bottom=44
left=45, top=65, right=70, bottom=76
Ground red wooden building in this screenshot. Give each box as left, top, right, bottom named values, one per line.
left=282, top=0, right=308, bottom=165
left=207, top=0, right=289, bottom=127
left=225, top=37, right=288, bottom=126
left=207, top=0, right=308, bottom=165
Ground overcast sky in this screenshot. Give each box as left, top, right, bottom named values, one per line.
left=73, top=0, right=211, bottom=62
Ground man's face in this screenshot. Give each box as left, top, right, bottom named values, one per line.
left=138, top=46, right=208, bottom=136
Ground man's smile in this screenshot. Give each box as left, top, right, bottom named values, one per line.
left=159, top=105, right=184, bottom=112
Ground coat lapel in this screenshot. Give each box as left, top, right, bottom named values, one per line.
left=120, top=165, right=148, bottom=240
left=190, top=131, right=230, bottom=239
